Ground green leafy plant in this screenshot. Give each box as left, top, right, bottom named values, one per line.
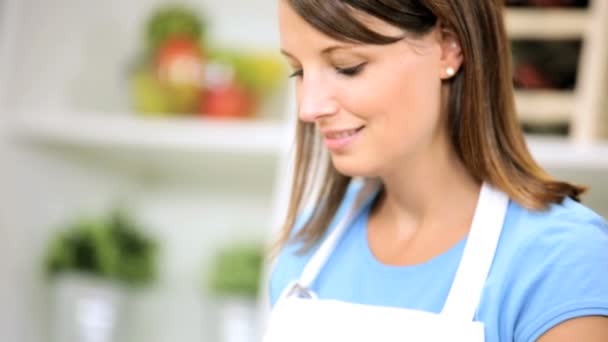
left=44, top=209, right=158, bottom=287
left=145, top=4, right=206, bottom=53
left=207, top=242, right=265, bottom=298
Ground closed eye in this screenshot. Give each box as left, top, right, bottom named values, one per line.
left=336, top=62, right=367, bottom=77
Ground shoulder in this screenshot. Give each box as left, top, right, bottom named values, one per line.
left=268, top=178, right=365, bottom=306
left=501, top=197, right=607, bottom=263
left=493, top=198, right=608, bottom=342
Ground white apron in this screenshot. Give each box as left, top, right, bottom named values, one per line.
left=263, top=179, right=509, bottom=342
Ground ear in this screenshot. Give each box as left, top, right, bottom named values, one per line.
left=438, top=23, right=463, bottom=80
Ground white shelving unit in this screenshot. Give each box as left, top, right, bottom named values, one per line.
left=526, top=135, right=608, bottom=170
left=9, top=112, right=295, bottom=184
left=9, top=111, right=295, bottom=185
left=11, top=111, right=290, bottom=154
left=9, top=109, right=608, bottom=172
left=504, top=1, right=608, bottom=139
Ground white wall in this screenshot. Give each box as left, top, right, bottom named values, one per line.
left=0, top=139, right=141, bottom=342
left=6, top=0, right=281, bottom=111
left=1, top=0, right=284, bottom=341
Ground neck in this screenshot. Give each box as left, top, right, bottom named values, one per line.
left=372, top=132, right=481, bottom=238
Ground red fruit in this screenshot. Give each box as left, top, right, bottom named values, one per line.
left=513, top=63, right=553, bottom=89
left=200, top=83, right=257, bottom=118
left=156, top=37, right=204, bottom=86
left=157, top=37, right=201, bottom=63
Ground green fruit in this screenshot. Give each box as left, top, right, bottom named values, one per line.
left=208, top=49, right=286, bottom=94
left=130, top=69, right=172, bottom=115
left=167, top=83, right=200, bottom=114
left=245, top=54, right=287, bottom=92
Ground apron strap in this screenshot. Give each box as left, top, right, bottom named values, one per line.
left=298, top=178, right=381, bottom=289
left=440, top=182, right=509, bottom=320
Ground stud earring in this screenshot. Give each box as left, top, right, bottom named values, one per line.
left=446, top=67, right=456, bottom=77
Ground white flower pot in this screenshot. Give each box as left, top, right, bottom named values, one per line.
left=217, top=297, right=259, bottom=342
left=51, top=273, right=126, bottom=342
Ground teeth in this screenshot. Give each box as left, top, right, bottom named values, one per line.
left=327, top=129, right=359, bottom=139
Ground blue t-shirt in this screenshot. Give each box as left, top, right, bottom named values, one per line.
left=269, top=182, right=608, bottom=342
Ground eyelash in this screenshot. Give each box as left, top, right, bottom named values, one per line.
left=289, top=70, right=303, bottom=78
left=289, top=62, right=367, bottom=79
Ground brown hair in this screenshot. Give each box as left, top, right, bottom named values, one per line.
left=274, top=0, right=585, bottom=254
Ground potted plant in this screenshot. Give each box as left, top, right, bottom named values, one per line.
left=207, top=241, right=265, bottom=342
left=43, top=208, right=158, bottom=342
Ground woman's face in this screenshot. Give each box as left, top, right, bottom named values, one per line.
left=279, top=1, right=460, bottom=177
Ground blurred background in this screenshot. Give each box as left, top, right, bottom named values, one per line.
left=0, top=0, right=607, bottom=341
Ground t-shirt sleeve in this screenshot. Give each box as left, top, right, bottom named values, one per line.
left=514, top=212, right=608, bottom=342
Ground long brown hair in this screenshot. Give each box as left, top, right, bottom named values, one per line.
left=274, top=0, right=585, bottom=254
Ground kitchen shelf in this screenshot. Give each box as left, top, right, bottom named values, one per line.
left=515, top=90, right=574, bottom=124
left=526, top=135, right=608, bottom=169
left=8, top=111, right=294, bottom=183
left=10, top=111, right=291, bottom=155
left=505, top=8, right=588, bottom=40
left=9, top=110, right=608, bottom=171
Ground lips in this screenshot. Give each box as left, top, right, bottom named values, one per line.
left=321, top=126, right=365, bottom=151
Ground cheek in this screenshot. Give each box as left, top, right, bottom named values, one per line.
left=386, top=62, right=442, bottom=134
left=342, top=56, right=443, bottom=148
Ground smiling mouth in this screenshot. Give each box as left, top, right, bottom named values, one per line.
left=322, top=126, right=365, bottom=151
left=324, top=126, right=365, bottom=139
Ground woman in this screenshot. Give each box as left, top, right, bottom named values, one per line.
left=265, top=0, right=608, bottom=341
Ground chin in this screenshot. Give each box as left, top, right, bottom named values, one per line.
left=330, top=154, right=379, bottom=178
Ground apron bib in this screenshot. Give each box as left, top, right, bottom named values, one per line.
left=264, top=179, right=509, bottom=341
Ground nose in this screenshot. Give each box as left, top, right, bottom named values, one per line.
left=297, top=76, right=339, bottom=123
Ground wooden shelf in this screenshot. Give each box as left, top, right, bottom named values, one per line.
left=10, top=111, right=291, bottom=155
left=505, top=8, right=588, bottom=40
left=515, top=90, right=574, bottom=124
left=506, top=2, right=608, bottom=141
